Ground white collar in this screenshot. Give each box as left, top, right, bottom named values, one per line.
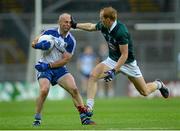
left=58, top=27, right=69, bottom=38
left=109, top=20, right=117, bottom=33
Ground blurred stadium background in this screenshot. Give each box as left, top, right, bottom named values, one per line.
left=0, top=0, right=180, bottom=101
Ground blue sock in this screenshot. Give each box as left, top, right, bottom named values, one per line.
left=34, top=113, right=41, bottom=120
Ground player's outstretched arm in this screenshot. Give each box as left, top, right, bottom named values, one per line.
left=77, top=23, right=96, bottom=31
left=71, top=16, right=96, bottom=31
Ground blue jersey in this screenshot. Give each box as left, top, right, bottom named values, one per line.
left=39, top=27, right=76, bottom=64
left=37, top=27, right=76, bottom=86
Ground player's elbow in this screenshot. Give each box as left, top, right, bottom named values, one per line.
left=63, top=59, right=70, bottom=65
left=32, top=42, right=36, bottom=48
left=62, top=56, right=71, bottom=65
left=63, top=52, right=72, bottom=62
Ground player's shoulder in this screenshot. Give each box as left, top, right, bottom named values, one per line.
left=42, top=27, right=58, bottom=32
left=42, top=27, right=59, bottom=36
left=67, top=32, right=76, bottom=44
left=116, top=20, right=128, bottom=32
left=114, top=20, right=129, bottom=37
left=96, top=21, right=105, bottom=31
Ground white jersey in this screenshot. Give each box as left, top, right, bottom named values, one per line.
left=41, top=46, right=63, bottom=63
left=38, top=27, right=76, bottom=64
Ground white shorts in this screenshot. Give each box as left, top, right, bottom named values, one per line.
left=102, top=57, right=142, bottom=77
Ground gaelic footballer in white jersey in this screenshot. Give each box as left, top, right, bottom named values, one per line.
left=38, top=27, right=76, bottom=65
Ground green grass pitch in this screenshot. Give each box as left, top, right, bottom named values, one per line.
left=0, top=97, right=180, bottom=130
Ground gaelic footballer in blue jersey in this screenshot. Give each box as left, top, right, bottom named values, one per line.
left=70, top=6, right=169, bottom=119
left=32, top=13, right=95, bottom=126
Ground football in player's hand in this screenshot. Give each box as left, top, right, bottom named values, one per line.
left=38, top=35, right=55, bottom=51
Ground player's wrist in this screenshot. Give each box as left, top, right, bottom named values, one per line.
left=72, top=23, right=77, bottom=29
left=112, top=68, right=116, bottom=73
left=48, top=63, right=52, bottom=68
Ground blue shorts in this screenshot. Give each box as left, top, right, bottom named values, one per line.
left=37, top=66, right=69, bottom=86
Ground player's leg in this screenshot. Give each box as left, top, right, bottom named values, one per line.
left=58, top=73, right=84, bottom=105
left=57, top=73, right=95, bottom=125
left=86, top=62, right=111, bottom=110
left=33, top=78, right=51, bottom=126
left=128, top=76, right=169, bottom=98
left=128, top=76, right=157, bottom=96
left=120, top=60, right=169, bottom=98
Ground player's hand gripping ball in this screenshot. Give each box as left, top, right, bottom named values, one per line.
left=37, top=35, right=55, bottom=51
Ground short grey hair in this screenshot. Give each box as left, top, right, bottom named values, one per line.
left=59, top=13, right=71, bottom=21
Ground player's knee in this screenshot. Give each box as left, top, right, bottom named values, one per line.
left=40, top=86, right=49, bottom=96
left=89, top=72, right=98, bottom=81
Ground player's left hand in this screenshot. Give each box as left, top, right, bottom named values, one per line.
left=35, top=62, right=50, bottom=72
left=104, top=69, right=116, bottom=82
left=70, top=16, right=77, bottom=29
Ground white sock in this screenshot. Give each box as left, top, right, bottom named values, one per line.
left=86, top=99, right=94, bottom=110
left=155, top=81, right=161, bottom=89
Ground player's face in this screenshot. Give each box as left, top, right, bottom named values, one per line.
left=100, top=11, right=111, bottom=28
left=59, top=15, right=71, bottom=33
